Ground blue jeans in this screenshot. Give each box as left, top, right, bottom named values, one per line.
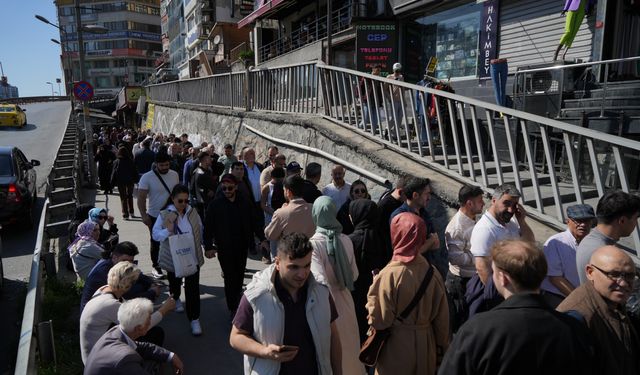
left=360, top=104, right=379, bottom=133
left=490, top=61, right=508, bottom=107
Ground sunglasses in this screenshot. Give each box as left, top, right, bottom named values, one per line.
left=98, top=215, right=108, bottom=220
left=222, top=186, right=236, bottom=192
left=353, top=189, right=367, bottom=194
left=175, top=199, right=188, bottom=204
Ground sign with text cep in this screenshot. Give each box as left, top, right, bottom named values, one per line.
left=356, top=21, right=398, bottom=77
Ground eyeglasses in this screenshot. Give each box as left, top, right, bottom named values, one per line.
left=353, top=189, right=367, bottom=194
left=590, top=264, right=637, bottom=283
left=569, top=217, right=592, bottom=225
left=222, top=186, right=235, bottom=192
left=175, top=199, right=188, bottom=204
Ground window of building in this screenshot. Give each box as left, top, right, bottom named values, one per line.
left=95, top=77, right=111, bottom=88
left=404, top=2, right=482, bottom=82
left=93, top=60, right=110, bottom=68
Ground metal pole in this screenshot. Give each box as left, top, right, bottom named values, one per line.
left=75, top=0, right=96, bottom=187
left=326, top=0, right=332, bottom=65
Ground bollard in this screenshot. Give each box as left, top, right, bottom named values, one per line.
left=42, top=251, right=57, bottom=279
left=37, top=320, right=57, bottom=367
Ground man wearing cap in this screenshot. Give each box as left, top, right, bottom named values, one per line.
left=204, top=174, right=255, bottom=316
left=285, top=161, right=302, bottom=177
left=540, top=204, right=595, bottom=307
left=260, top=153, right=286, bottom=188
left=301, top=162, right=322, bottom=204
left=387, top=63, right=405, bottom=130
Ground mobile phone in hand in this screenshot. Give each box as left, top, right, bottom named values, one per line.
left=280, top=345, right=299, bottom=352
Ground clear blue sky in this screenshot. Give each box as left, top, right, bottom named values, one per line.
left=0, top=1, right=66, bottom=96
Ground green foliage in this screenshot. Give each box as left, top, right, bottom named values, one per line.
left=38, top=278, right=83, bottom=375
left=238, top=49, right=255, bottom=61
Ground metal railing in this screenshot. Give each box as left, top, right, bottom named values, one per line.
left=16, top=112, right=81, bottom=375
left=514, top=55, right=640, bottom=118
left=258, top=2, right=354, bottom=63
left=147, top=71, right=246, bottom=109
left=230, top=42, right=250, bottom=63
left=145, top=60, right=640, bottom=250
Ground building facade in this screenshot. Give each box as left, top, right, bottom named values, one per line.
left=0, top=76, right=19, bottom=99
left=55, top=0, right=163, bottom=97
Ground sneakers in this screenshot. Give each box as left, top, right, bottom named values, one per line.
left=151, top=267, right=165, bottom=280
left=175, top=299, right=185, bottom=313
left=191, top=319, right=202, bottom=336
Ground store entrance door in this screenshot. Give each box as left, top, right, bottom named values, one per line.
left=604, top=0, right=640, bottom=79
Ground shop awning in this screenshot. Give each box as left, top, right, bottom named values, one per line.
left=388, top=0, right=446, bottom=15
left=237, top=0, right=294, bottom=28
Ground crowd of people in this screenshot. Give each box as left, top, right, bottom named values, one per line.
left=73, top=125, right=640, bottom=375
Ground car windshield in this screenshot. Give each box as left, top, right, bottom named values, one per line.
left=0, top=107, right=14, bottom=112
left=0, top=155, right=12, bottom=176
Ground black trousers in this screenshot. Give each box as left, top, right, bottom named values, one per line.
left=445, top=273, right=471, bottom=333
left=117, top=183, right=135, bottom=216
left=218, top=245, right=248, bottom=312
left=147, top=214, right=160, bottom=269
left=138, top=326, right=165, bottom=347
left=167, top=268, right=201, bottom=321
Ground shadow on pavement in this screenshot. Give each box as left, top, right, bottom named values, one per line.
left=0, top=124, right=37, bottom=132
left=1, top=197, right=46, bottom=259
left=0, top=279, right=27, bottom=375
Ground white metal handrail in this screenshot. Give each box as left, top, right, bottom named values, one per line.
left=145, top=60, right=640, bottom=249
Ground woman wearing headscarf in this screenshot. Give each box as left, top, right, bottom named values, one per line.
left=309, top=196, right=365, bottom=375
left=336, top=180, right=371, bottom=235
left=366, top=212, right=449, bottom=375
left=348, top=199, right=386, bottom=342
left=88, top=207, right=119, bottom=252
left=69, top=220, right=104, bottom=280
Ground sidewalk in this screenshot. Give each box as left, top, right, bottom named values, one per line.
left=98, top=191, right=268, bottom=375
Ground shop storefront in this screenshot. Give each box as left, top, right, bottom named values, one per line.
left=398, top=0, right=597, bottom=85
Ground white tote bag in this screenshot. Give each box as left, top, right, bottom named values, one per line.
left=169, top=227, right=198, bottom=278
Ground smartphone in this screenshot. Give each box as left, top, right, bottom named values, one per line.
left=280, top=345, right=299, bottom=352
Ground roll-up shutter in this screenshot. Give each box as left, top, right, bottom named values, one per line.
left=498, top=0, right=595, bottom=73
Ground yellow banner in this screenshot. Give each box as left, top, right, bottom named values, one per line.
left=145, top=103, right=154, bottom=130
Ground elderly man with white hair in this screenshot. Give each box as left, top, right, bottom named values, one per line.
left=84, top=298, right=184, bottom=375
left=80, top=262, right=175, bottom=365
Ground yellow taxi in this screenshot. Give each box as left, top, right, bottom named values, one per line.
left=0, top=104, right=27, bottom=128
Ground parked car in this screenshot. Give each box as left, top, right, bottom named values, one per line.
left=0, top=147, right=39, bottom=228
left=0, top=104, right=27, bottom=128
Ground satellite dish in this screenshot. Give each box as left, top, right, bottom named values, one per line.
left=213, top=35, right=222, bottom=45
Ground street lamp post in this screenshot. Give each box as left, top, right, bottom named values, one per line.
left=51, top=39, right=73, bottom=97
left=46, top=82, right=54, bottom=96
left=35, top=12, right=108, bottom=188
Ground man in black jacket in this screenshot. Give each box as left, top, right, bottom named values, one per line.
left=203, top=174, right=254, bottom=316
left=301, top=162, right=322, bottom=204
left=439, top=239, right=597, bottom=375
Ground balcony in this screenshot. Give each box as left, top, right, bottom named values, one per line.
left=258, top=2, right=353, bottom=63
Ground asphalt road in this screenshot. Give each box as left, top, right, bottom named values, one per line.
left=0, top=100, right=71, bottom=375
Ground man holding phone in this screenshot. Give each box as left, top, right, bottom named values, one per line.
left=466, top=184, right=535, bottom=317
left=230, top=233, right=342, bottom=375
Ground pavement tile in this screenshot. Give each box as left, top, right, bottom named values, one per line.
left=99, top=190, right=267, bottom=375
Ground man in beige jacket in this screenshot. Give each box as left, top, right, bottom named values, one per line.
left=264, top=175, right=316, bottom=260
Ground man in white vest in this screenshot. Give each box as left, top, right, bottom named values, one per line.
left=230, top=233, right=343, bottom=375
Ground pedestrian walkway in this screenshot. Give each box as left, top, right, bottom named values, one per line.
left=99, top=190, right=268, bottom=375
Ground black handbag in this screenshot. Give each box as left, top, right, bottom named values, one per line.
left=359, top=265, right=435, bottom=367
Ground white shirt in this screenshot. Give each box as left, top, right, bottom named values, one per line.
left=322, top=182, right=351, bottom=209
left=445, top=210, right=477, bottom=278
left=138, top=169, right=179, bottom=217
left=245, top=163, right=261, bottom=202
left=470, top=211, right=520, bottom=257
left=152, top=205, right=201, bottom=243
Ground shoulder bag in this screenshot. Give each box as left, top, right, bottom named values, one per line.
left=359, top=265, right=435, bottom=367
left=153, top=169, right=172, bottom=195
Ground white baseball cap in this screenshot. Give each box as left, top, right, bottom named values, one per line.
left=393, top=63, right=402, bottom=71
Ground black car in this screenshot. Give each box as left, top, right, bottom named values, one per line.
left=0, top=147, right=39, bottom=228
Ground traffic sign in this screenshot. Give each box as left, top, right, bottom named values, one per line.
left=73, top=81, right=94, bottom=102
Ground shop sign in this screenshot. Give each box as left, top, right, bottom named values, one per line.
left=426, top=57, right=438, bottom=75
left=146, top=103, right=155, bottom=130
left=477, top=0, right=500, bottom=79
left=356, top=22, right=397, bottom=76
